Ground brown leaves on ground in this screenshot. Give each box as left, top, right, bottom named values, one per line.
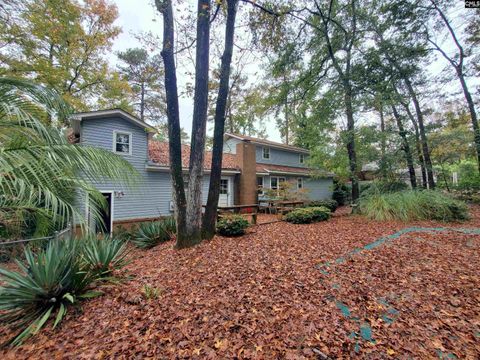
left=1, top=207, right=480, bottom=359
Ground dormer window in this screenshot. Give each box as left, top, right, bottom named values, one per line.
left=299, top=154, right=305, bottom=164
left=262, top=147, right=270, bottom=159
left=114, top=131, right=132, bottom=155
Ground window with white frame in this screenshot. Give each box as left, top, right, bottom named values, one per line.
left=257, top=176, right=264, bottom=195
left=297, top=178, right=304, bottom=189
left=270, top=177, right=286, bottom=194
left=220, top=179, right=228, bottom=195
left=114, top=131, right=131, bottom=154
left=299, top=153, right=305, bottom=164
left=262, top=146, right=270, bottom=159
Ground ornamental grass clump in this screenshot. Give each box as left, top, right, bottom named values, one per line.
left=358, top=190, right=469, bottom=222
left=0, top=235, right=130, bottom=347
left=216, top=215, right=249, bottom=236
left=284, top=206, right=331, bottom=224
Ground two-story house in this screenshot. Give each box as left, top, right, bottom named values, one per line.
left=71, top=109, right=334, bottom=232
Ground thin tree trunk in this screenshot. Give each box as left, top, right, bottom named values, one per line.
left=430, top=0, right=480, bottom=173
left=392, top=105, right=417, bottom=189
left=156, top=0, right=188, bottom=246
left=202, top=0, right=238, bottom=240
left=284, top=74, right=289, bottom=145
left=345, top=84, right=359, bottom=202
left=403, top=77, right=435, bottom=189
left=400, top=100, right=427, bottom=188
left=140, top=82, right=145, bottom=121
left=379, top=102, right=387, bottom=179
left=457, top=70, right=480, bottom=173
left=184, top=0, right=211, bottom=247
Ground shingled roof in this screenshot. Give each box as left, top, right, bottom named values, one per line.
left=148, top=141, right=240, bottom=170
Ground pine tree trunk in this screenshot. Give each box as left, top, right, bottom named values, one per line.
left=202, top=0, right=238, bottom=240
left=156, top=0, right=188, bottom=245
left=392, top=105, right=417, bottom=189
left=183, top=0, right=211, bottom=247
left=457, top=69, right=480, bottom=173
left=403, top=77, right=435, bottom=189
left=344, top=84, right=359, bottom=202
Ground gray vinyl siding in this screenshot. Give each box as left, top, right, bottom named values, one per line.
left=223, top=138, right=241, bottom=154
left=79, top=117, right=173, bottom=220
left=258, top=175, right=332, bottom=201
left=304, top=177, right=333, bottom=200
left=256, top=146, right=308, bottom=168
left=77, top=117, right=235, bottom=221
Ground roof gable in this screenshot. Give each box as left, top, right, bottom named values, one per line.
left=71, top=109, right=156, bottom=135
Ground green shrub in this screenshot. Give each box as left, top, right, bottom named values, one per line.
left=305, top=199, right=338, bottom=212
left=0, top=239, right=100, bottom=346
left=284, top=206, right=331, bottom=224
left=132, top=218, right=175, bottom=249
left=112, top=225, right=135, bottom=242
left=457, top=161, right=480, bottom=190
left=81, top=236, right=129, bottom=278
left=358, top=190, right=469, bottom=222
left=333, top=180, right=349, bottom=206
left=216, top=215, right=249, bottom=236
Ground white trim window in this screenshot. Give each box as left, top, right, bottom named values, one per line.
left=262, top=146, right=270, bottom=159
left=299, top=153, right=305, bottom=164
left=257, top=176, right=264, bottom=195
left=270, top=177, right=286, bottom=195
left=297, top=178, right=304, bottom=189
left=113, top=131, right=132, bottom=155
left=219, top=179, right=229, bottom=195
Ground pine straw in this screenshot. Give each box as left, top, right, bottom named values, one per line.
left=1, top=207, right=479, bottom=358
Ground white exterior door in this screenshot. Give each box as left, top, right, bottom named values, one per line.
left=219, top=178, right=230, bottom=207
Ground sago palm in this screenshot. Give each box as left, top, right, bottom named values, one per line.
left=0, top=77, right=139, bottom=236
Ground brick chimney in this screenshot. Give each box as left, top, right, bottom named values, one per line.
left=236, top=140, right=257, bottom=205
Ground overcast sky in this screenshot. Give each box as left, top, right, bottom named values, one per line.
left=107, top=0, right=476, bottom=143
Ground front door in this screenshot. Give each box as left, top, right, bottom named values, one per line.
left=219, top=179, right=229, bottom=207
left=95, top=192, right=112, bottom=234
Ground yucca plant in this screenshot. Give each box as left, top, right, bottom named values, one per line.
left=132, top=220, right=174, bottom=249
left=81, top=236, right=130, bottom=278
left=160, top=216, right=176, bottom=237
left=0, top=77, right=139, bottom=236
left=0, top=239, right=100, bottom=346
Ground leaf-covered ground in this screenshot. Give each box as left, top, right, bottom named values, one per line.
left=1, top=207, right=480, bottom=358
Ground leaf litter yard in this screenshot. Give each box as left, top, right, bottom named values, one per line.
left=2, top=208, right=480, bottom=359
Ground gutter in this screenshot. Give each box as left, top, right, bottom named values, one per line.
left=145, top=163, right=241, bottom=175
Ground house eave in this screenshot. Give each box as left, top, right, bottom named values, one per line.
left=145, top=163, right=241, bottom=175
left=225, top=133, right=310, bottom=154
left=70, top=109, right=156, bottom=135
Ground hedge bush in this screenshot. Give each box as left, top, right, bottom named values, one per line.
left=216, top=215, right=249, bottom=236
left=305, top=199, right=338, bottom=212
left=284, top=206, right=331, bottom=224
left=358, top=190, right=469, bottom=222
